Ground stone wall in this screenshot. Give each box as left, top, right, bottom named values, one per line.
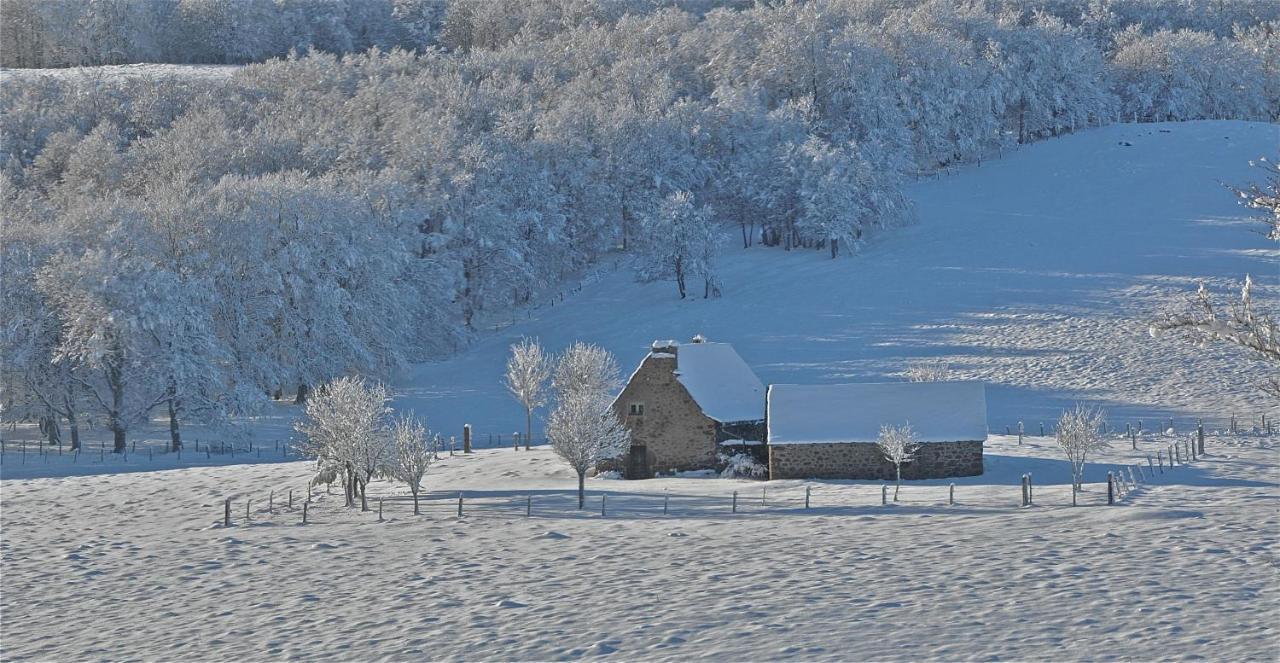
left=612, top=353, right=718, bottom=476
left=768, top=441, right=984, bottom=480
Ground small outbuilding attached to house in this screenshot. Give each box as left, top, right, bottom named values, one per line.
left=766, top=381, right=988, bottom=480
left=611, top=336, right=765, bottom=478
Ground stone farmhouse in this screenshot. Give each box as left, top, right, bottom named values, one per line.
left=609, top=337, right=765, bottom=478
left=611, top=337, right=988, bottom=480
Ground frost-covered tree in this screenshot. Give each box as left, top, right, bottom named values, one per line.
left=1150, top=164, right=1279, bottom=397
left=504, top=337, right=551, bottom=450
left=877, top=423, right=919, bottom=501
left=546, top=393, right=630, bottom=509
left=905, top=360, right=950, bottom=382
left=552, top=342, right=622, bottom=406
left=388, top=413, right=438, bottom=515
left=294, top=376, right=393, bottom=510
left=635, top=191, right=718, bottom=299
left=1053, top=404, right=1108, bottom=503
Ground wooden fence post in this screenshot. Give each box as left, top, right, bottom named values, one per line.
left=1021, top=474, right=1029, bottom=507
left=663, top=490, right=670, bottom=515
left=513, top=433, right=520, bottom=452
left=805, top=486, right=811, bottom=509
left=1106, top=472, right=1114, bottom=505
left=526, top=495, right=532, bottom=517
left=378, top=498, right=384, bottom=522
left=1174, top=443, right=1180, bottom=465
left=457, top=492, right=463, bottom=518
left=881, top=484, right=888, bottom=506
left=302, top=501, right=309, bottom=525
left=289, top=489, right=293, bottom=509
left=601, top=494, right=607, bottom=517
left=949, top=483, right=955, bottom=506
left=224, top=498, right=231, bottom=527
left=1197, top=420, right=1205, bottom=455
left=762, top=487, right=766, bottom=506
left=464, top=424, right=472, bottom=454
left=1147, top=456, right=1154, bottom=476
left=732, top=490, right=738, bottom=513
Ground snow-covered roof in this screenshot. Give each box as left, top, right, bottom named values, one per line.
left=673, top=342, right=765, bottom=423
left=767, top=382, right=988, bottom=445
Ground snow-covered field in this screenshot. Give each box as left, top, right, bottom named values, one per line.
left=2, top=121, right=1278, bottom=660
left=2, top=433, right=1276, bottom=661
left=396, top=120, right=1278, bottom=439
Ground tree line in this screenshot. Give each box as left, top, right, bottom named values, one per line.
left=3, top=0, right=1276, bottom=451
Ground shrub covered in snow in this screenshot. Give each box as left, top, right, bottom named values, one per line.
left=718, top=452, right=769, bottom=480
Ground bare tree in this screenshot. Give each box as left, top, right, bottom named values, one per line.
left=547, top=393, right=631, bottom=509
left=1053, top=404, right=1108, bottom=505
left=505, top=337, right=551, bottom=450
left=877, top=423, right=919, bottom=501
left=388, top=413, right=438, bottom=515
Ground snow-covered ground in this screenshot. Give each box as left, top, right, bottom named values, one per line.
left=397, top=120, right=1278, bottom=440
left=2, top=120, right=1278, bottom=660
left=2, top=432, right=1275, bottom=660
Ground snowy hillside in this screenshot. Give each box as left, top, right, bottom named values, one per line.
left=399, top=120, right=1278, bottom=439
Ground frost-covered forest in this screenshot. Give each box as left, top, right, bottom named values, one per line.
left=2, top=0, right=1278, bottom=451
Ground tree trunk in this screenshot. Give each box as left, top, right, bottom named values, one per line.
left=412, top=489, right=420, bottom=515
left=167, top=397, right=182, bottom=451
left=894, top=466, right=901, bottom=501
left=294, top=383, right=308, bottom=404
left=525, top=408, right=532, bottom=450
left=577, top=472, right=585, bottom=509
left=108, top=365, right=126, bottom=453
left=830, top=238, right=838, bottom=259
left=66, top=411, right=81, bottom=451
left=674, top=256, right=686, bottom=299
left=360, top=479, right=368, bottom=512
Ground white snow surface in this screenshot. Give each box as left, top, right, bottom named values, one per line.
left=391, top=120, right=1275, bottom=441
left=673, top=341, right=766, bottom=423
left=768, top=381, right=988, bottom=444
left=1, top=434, right=1276, bottom=660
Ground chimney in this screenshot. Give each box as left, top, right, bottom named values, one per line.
left=651, top=339, right=680, bottom=356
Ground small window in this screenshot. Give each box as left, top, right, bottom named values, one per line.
left=629, top=402, right=645, bottom=416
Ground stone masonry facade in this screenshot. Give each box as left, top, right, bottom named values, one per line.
left=612, top=352, right=719, bottom=477
left=768, top=440, right=984, bottom=480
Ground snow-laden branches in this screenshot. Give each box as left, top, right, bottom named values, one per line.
left=552, top=342, right=621, bottom=405
left=877, top=423, right=919, bottom=501
left=1151, top=277, right=1280, bottom=397
left=388, top=414, right=439, bottom=515
left=905, top=360, right=950, bottom=382
left=547, top=393, right=631, bottom=510
left=1151, top=162, right=1279, bottom=398
left=505, top=337, right=552, bottom=448
left=294, top=376, right=393, bottom=510
left=1054, top=405, right=1108, bottom=500
left=546, top=342, right=629, bottom=508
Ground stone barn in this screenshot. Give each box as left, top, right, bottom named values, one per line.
left=611, top=337, right=765, bottom=478
left=766, top=381, right=988, bottom=480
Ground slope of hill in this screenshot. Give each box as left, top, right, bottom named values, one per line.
left=401, top=120, right=1278, bottom=439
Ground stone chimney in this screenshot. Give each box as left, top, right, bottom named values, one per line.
left=651, top=339, right=680, bottom=356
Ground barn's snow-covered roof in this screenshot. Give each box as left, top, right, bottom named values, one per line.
left=672, top=342, right=765, bottom=423
left=767, top=381, right=988, bottom=445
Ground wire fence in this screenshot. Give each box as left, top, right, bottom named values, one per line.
left=212, top=434, right=1232, bottom=529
